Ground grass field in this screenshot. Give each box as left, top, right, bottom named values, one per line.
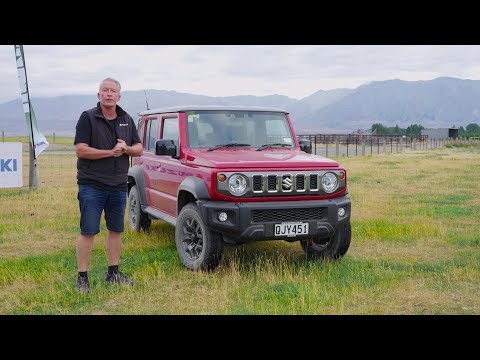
left=0, top=146, right=479, bottom=314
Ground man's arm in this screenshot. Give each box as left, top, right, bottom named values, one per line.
left=115, top=139, right=143, bottom=157
left=76, top=143, right=114, bottom=159
left=125, top=143, right=143, bottom=157
left=75, top=113, right=116, bottom=159
left=125, top=117, right=144, bottom=157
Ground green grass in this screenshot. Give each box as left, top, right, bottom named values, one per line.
left=0, top=146, right=479, bottom=314
left=1, top=136, right=74, bottom=145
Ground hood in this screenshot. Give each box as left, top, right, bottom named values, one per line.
left=184, top=148, right=339, bottom=169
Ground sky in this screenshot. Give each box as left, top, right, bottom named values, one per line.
left=2, top=45, right=480, bottom=104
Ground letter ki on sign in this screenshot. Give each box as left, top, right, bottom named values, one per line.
left=0, top=159, right=18, bottom=172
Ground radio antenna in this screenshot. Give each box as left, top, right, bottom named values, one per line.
left=144, top=90, right=150, bottom=110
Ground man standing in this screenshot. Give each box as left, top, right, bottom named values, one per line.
left=74, top=77, right=143, bottom=293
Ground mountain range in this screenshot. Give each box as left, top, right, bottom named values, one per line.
left=1, top=77, right=479, bottom=136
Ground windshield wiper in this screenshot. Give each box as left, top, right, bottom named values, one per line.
left=207, top=143, right=251, bottom=151
left=256, top=143, right=293, bottom=151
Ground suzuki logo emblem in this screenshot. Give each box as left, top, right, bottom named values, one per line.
left=282, top=176, right=293, bottom=190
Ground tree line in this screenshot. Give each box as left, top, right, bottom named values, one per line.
left=371, top=123, right=480, bottom=137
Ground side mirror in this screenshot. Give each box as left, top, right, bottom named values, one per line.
left=299, top=139, right=312, bottom=154
left=155, top=139, right=176, bottom=157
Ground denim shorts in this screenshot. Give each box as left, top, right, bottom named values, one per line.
left=78, top=184, right=127, bottom=235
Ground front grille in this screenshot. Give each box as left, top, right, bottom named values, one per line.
left=296, top=174, right=305, bottom=191
left=251, top=173, right=322, bottom=194
left=267, top=175, right=277, bottom=191
left=252, top=207, right=327, bottom=222
left=253, top=175, right=262, bottom=192
left=217, top=171, right=344, bottom=197
left=310, top=174, right=318, bottom=190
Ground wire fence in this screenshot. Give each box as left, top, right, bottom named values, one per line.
left=295, top=134, right=479, bottom=157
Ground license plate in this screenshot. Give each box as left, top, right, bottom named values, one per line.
left=274, top=222, right=309, bottom=237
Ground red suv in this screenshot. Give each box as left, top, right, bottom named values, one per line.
left=127, top=105, right=351, bottom=271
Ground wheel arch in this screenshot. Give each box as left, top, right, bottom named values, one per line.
left=128, top=165, right=148, bottom=210
left=177, top=176, right=210, bottom=215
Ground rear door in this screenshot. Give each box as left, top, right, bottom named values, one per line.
left=148, top=114, right=180, bottom=217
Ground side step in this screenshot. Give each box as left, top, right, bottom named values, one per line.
left=143, top=206, right=177, bottom=226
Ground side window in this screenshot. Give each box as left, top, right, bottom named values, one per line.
left=162, top=117, right=179, bottom=141
left=146, top=118, right=159, bottom=152
left=162, top=117, right=179, bottom=154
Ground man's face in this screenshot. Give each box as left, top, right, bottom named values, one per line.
left=98, top=80, right=121, bottom=109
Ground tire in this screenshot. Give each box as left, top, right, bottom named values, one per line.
left=175, top=203, right=224, bottom=271
left=128, top=185, right=151, bottom=232
left=300, top=222, right=351, bottom=260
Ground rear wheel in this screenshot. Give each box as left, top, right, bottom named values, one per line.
left=128, top=185, right=151, bottom=232
left=175, top=203, right=224, bottom=271
left=300, top=222, right=351, bottom=260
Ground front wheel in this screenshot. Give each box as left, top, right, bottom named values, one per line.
left=175, top=203, right=224, bottom=271
left=128, top=185, right=151, bottom=232
left=300, top=222, right=351, bottom=260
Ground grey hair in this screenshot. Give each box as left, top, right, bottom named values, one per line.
left=99, top=77, right=121, bottom=92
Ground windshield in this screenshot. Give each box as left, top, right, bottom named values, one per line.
left=186, top=111, right=295, bottom=149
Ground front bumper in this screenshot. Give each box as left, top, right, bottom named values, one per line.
left=196, top=196, right=351, bottom=244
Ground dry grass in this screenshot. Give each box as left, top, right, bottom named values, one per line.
left=0, top=146, right=479, bottom=314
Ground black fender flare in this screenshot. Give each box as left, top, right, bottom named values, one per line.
left=177, top=176, right=210, bottom=201
left=127, top=165, right=148, bottom=209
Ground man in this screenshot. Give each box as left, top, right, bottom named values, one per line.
left=74, top=77, right=143, bottom=293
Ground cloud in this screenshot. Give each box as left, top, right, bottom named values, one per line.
left=1, top=45, right=480, bottom=103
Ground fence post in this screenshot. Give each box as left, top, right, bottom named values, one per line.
left=362, top=137, right=366, bottom=156
left=2, top=131, right=4, bottom=142
left=336, top=138, right=339, bottom=157
left=53, top=132, right=56, bottom=144
left=325, top=137, right=329, bottom=157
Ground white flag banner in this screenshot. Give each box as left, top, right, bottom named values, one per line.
left=14, top=45, right=49, bottom=157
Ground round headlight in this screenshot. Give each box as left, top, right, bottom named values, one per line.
left=322, top=172, right=338, bottom=193
left=228, top=174, right=248, bottom=196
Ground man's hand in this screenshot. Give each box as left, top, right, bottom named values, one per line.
left=112, top=139, right=128, bottom=157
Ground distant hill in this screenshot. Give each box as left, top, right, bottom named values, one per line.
left=1, top=77, right=479, bottom=136
left=301, top=77, right=480, bottom=131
